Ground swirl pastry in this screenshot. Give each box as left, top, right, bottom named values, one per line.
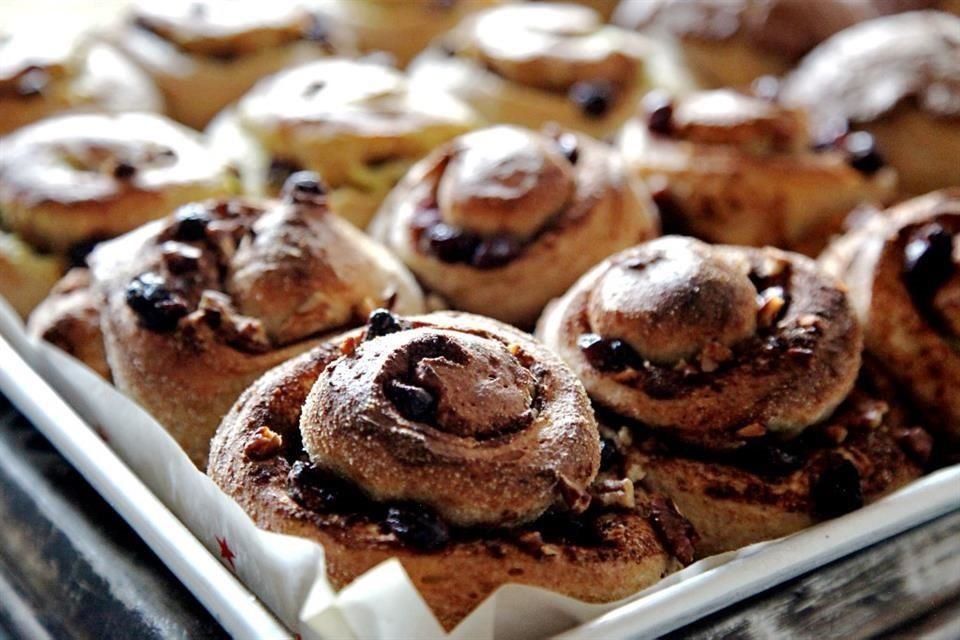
left=781, top=11, right=960, bottom=197
left=538, top=237, right=928, bottom=555
left=0, top=112, right=235, bottom=317
left=117, top=0, right=354, bottom=129
left=613, top=0, right=939, bottom=89
left=207, top=58, right=479, bottom=229
left=618, top=89, right=896, bottom=253
left=370, top=124, right=660, bottom=326
left=0, top=21, right=162, bottom=136
left=209, top=309, right=695, bottom=630
left=314, top=0, right=500, bottom=68
left=408, top=2, right=694, bottom=140
left=86, top=173, right=424, bottom=467
left=820, top=190, right=960, bottom=445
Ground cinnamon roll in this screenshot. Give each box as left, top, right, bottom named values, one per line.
left=116, top=0, right=354, bottom=129
left=820, top=190, right=960, bottom=445
left=0, top=112, right=235, bottom=316
left=538, top=237, right=928, bottom=555
left=780, top=11, right=960, bottom=197
left=370, top=124, right=660, bottom=327
left=206, top=58, right=479, bottom=229
left=314, top=0, right=500, bottom=68
left=0, top=21, right=162, bottom=136
left=408, top=3, right=694, bottom=140
left=613, top=0, right=939, bottom=90
left=618, top=89, right=896, bottom=253
left=209, top=309, right=695, bottom=630
left=86, top=173, right=425, bottom=467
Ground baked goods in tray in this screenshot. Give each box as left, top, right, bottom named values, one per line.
left=618, top=88, right=896, bottom=253
left=780, top=11, right=960, bottom=197
left=116, top=0, right=354, bottom=128
left=370, top=124, right=660, bottom=326
left=209, top=309, right=696, bottom=630
left=83, top=174, right=424, bottom=467
left=0, top=22, right=162, bottom=136
left=538, top=236, right=929, bottom=555
left=408, top=2, right=694, bottom=140
left=314, top=0, right=500, bottom=68
left=0, top=112, right=236, bottom=317
left=207, top=58, right=479, bottom=229
left=820, top=190, right=960, bottom=446
left=612, top=0, right=940, bottom=89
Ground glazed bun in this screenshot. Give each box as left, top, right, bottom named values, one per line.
left=371, top=124, right=660, bottom=326
left=210, top=309, right=694, bottom=630
left=117, top=0, right=354, bottom=128
left=207, top=58, right=479, bottom=228
left=409, top=2, right=695, bottom=139
left=619, top=88, right=896, bottom=253
left=0, top=21, right=162, bottom=135
left=781, top=11, right=960, bottom=196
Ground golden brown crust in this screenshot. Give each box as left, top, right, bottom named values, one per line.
left=627, top=382, right=926, bottom=556
left=781, top=11, right=960, bottom=195
left=613, top=0, right=935, bottom=88
left=26, top=268, right=110, bottom=380
left=819, top=189, right=960, bottom=443
left=89, top=180, right=425, bottom=467
left=537, top=236, right=863, bottom=447
left=408, top=2, right=694, bottom=139
left=0, top=23, right=162, bottom=136
left=0, top=112, right=235, bottom=253
left=208, top=58, right=478, bottom=228
left=117, top=0, right=354, bottom=128
left=0, top=231, right=64, bottom=318
left=618, top=89, right=896, bottom=253
left=371, top=124, right=659, bottom=326
left=315, top=0, right=501, bottom=68
left=209, top=311, right=684, bottom=630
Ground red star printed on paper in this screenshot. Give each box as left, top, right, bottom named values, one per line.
left=216, top=536, right=236, bottom=571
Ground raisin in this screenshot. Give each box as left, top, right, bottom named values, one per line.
left=812, top=454, right=863, bottom=518
left=124, top=273, right=188, bottom=332
left=471, top=236, right=521, bottom=269
left=385, top=379, right=437, bottom=423
left=534, top=509, right=594, bottom=546
left=599, top=437, right=623, bottom=472
left=738, top=437, right=805, bottom=476
left=170, top=205, right=211, bottom=241
left=903, top=223, right=955, bottom=302
left=383, top=505, right=450, bottom=551
left=421, top=223, right=478, bottom=263
left=844, top=131, right=885, bottom=175
left=287, top=461, right=363, bottom=512
left=569, top=80, right=614, bottom=119
left=365, top=308, right=403, bottom=340
left=67, top=238, right=105, bottom=268
left=643, top=90, right=674, bottom=136
left=556, top=132, right=579, bottom=164
left=578, top=333, right=635, bottom=372
left=16, top=68, right=48, bottom=97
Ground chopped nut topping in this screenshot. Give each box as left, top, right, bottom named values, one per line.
left=797, top=314, right=823, bottom=328
left=339, top=335, right=360, bottom=357
left=757, top=287, right=787, bottom=329
left=699, top=341, right=733, bottom=373
left=195, top=291, right=271, bottom=353
left=824, top=425, right=849, bottom=444
left=515, top=531, right=559, bottom=558
left=736, top=423, right=767, bottom=438
left=557, top=473, right=592, bottom=513
left=590, top=478, right=636, bottom=510
left=896, top=427, right=933, bottom=464
left=756, top=255, right=788, bottom=280
left=244, top=426, right=283, bottom=460
left=507, top=343, right=522, bottom=357
left=851, top=400, right=888, bottom=429
left=617, top=426, right=634, bottom=448
left=626, top=462, right=647, bottom=483
left=160, top=241, right=202, bottom=274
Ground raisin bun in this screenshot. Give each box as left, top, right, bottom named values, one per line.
left=207, top=58, right=479, bottom=229
left=618, top=88, right=896, bottom=254
left=613, top=0, right=940, bottom=89
left=538, top=237, right=929, bottom=555
left=370, top=124, right=660, bottom=326
left=0, top=112, right=236, bottom=317
left=82, top=174, right=424, bottom=467
left=209, top=309, right=696, bottom=630
left=408, top=2, right=695, bottom=140
left=116, top=0, right=354, bottom=129
left=0, top=21, right=162, bottom=136
left=781, top=11, right=960, bottom=196
left=314, top=0, right=501, bottom=68
left=820, top=190, right=960, bottom=446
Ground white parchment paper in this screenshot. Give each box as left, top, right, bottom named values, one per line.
left=2, top=297, right=959, bottom=640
